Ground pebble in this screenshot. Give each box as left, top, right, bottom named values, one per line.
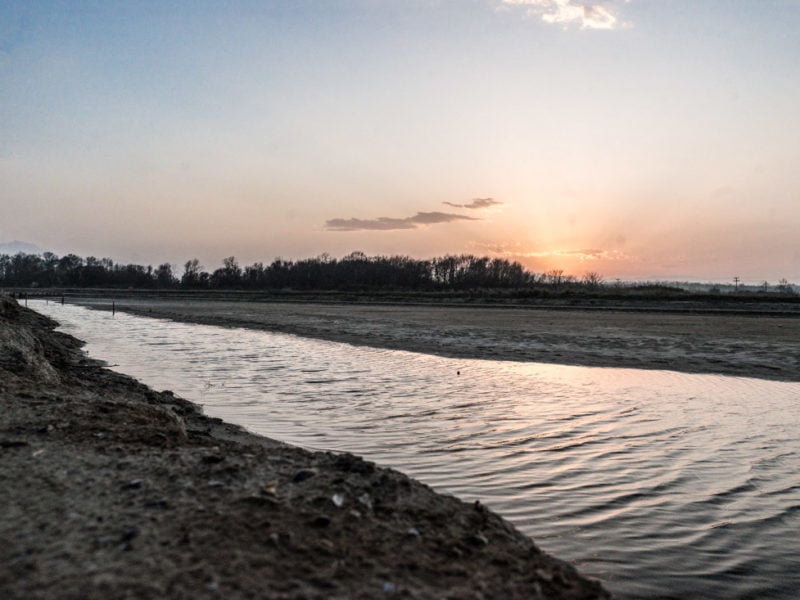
left=120, top=527, right=140, bottom=543
left=201, top=454, right=225, bottom=464
left=311, top=515, right=331, bottom=528
left=293, top=468, right=317, bottom=483
left=331, top=493, right=345, bottom=507
left=0, top=440, right=29, bottom=448
left=123, top=478, right=143, bottom=489
left=466, top=533, right=489, bottom=547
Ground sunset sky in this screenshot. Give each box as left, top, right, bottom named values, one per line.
left=2, top=1, right=799, bottom=282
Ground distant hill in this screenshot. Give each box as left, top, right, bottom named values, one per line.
left=0, top=241, right=47, bottom=255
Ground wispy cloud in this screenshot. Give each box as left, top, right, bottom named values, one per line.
left=442, top=198, right=503, bottom=210
left=474, top=242, right=631, bottom=262
left=325, top=211, right=479, bottom=232
left=501, top=0, right=628, bottom=30
left=533, top=248, right=630, bottom=261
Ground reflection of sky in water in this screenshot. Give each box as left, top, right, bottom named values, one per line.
left=35, top=301, right=800, bottom=600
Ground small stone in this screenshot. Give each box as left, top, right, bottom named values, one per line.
left=123, top=478, right=143, bottom=489
left=120, top=527, right=140, bottom=543
left=331, top=493, right=345, bottom=507
left=262, top=481, right=278, bottom=496
left=466, top=533, right=489, bottom=547
left=201, top=454, right=224, bottom=464
left=407, top=527, right=420, bottom=537
left=357, top=493, right=372, bottom=510
left=206, top=480, right=224, bottom=488
left=0, top=440, right=28, bottom=448
left=238, top=496, right=277, bottom=507
left=311, top=515, right=331, bottom=528
left=383, top=582, right=396, bottom=593
left=293, top=468, right=317, bottom=483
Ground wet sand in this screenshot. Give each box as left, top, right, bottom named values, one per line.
left=0, top=296, right=609, bottom=599
left=76, top=298, right=800, bottom=382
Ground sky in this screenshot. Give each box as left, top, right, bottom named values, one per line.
left=2, top=0, right=799, bottom=282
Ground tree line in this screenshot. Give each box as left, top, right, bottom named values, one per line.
left=0, top=251, right=607, bottom=291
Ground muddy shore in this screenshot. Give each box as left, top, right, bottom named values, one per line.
left=74, top=297, right=800, bottom=382
left=0, top=296, right=609, bottom=599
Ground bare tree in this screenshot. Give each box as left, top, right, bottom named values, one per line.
left=155, top=263, right=177, bottom=288
left=582, top=271, right=604, bottom=289
left=181, top=259, right=203, bottom=288
left=546, top=269, right=564, bottom=288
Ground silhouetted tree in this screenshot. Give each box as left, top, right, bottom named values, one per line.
left=210, top=256, right=242, bottom=288
left=583, top=272, right=604, bottom=289
left=154, top=263, right=177, bottom=288
left=181, top=259, right=203, bottom=288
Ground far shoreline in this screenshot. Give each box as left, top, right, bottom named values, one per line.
left=56, top=294, right=800, bottom=383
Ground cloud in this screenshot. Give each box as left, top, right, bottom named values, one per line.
left=501, top=0, right=627, bottom=30
left=525, top=249, right=631, bottom=262
left=473, top=242, right=631, bottom=262
left=442, top=198, right=503, bottom=210
left=325, top=211, right=479, bottom=232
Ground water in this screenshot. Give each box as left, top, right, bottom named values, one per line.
left=34, top=301, right=800, bottom=599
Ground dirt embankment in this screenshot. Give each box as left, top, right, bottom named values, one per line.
left=0, top=296, right=609, bottom=599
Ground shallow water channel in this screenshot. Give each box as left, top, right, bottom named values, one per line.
left=35, top=301, right=800, bottom=599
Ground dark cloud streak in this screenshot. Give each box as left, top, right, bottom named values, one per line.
left=325, top=211, right=479, bottom=232
left=442, top=198, right=503, bottom=210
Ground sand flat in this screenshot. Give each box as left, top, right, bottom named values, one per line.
left=76, top=299, right=800, bottom=382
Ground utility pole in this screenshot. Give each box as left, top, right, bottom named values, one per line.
left=733, top=276, right=740, bottom=291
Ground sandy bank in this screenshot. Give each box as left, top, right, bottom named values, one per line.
left=75, top=297, right=800, bottom=382
left=0, top=296, right=609, bottom=599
